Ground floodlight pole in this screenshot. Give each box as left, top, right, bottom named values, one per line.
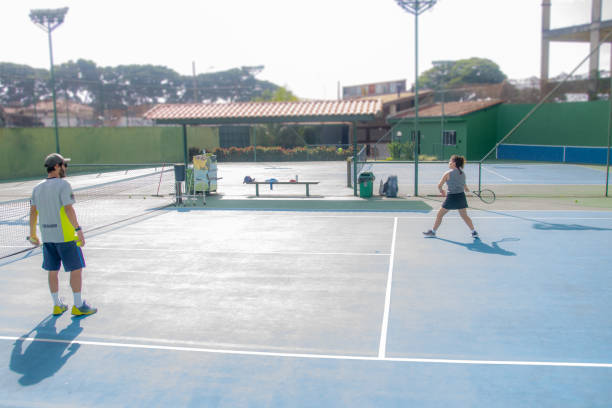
left=395, top=0, right=437, bottom=196
left=30, top=8, right=68, bottom=154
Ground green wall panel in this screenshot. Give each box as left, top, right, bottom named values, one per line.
left=0, top=128, right=56, bottom=180
left=466, top=107, right=499, bottom=160
left=497, top=101, right=609, bottom=147
left=391, top=120, right=468, bottom=160
left=0, top=126, right=218, bottom=180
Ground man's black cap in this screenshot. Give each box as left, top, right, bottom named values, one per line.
left=44, top=153, right=71, bottom=168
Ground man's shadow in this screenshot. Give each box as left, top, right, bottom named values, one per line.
left=434, top=237, right=518, bottom=256
left=10, top=315, right=83, bottom=386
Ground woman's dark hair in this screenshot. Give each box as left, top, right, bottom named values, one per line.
left=450, top=155, right=465, bottom=174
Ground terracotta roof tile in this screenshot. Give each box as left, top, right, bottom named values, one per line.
left=354, top=90, right=434, bottom=105
left=144, top=100, right=382, bottom=123
left=389, top=99, right=503, bottom=119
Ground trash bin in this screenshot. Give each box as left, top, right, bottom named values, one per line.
left=174, top=163, right=186, bottom=182
left=358, top=172, right=375, bottom=198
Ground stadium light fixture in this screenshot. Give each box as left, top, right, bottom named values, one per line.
left=30, top=7, right=69, bottom=154
left=395, top=0, right=437, bottom=196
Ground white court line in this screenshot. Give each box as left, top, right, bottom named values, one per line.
left=1, top=336, right=610, bottom=368
left=396, top=216, right=612, bottom=220
left=482, top=166, right=513, bottom=181
left=80, top=247, right=390, bottom=256
left=378, top=217, right=398, bottom=358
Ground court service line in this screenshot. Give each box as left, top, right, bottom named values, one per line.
left=378, top=217, right=398, bottom=358
left=79, top=247, right=390, bottom=257
left=1, top=336, right=610, bottom=368
left=482, top=166, right=513, bottom=181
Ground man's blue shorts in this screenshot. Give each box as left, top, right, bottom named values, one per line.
left=42, top=241, right=86, bottom=272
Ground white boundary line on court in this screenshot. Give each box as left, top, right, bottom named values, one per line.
left=481, top=166, right=513, bottom=181
left=1, top=336, right=610, bottom=368
left=378, top=217, right=398, bottom=358
left=270, top=214, right=612, bottom=220
left=77, top=248, right=391, bottom=256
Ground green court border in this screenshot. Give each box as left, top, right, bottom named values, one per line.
left=183, top=196, right=433, bottom=212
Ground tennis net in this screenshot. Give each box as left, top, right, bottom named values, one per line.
left=0, top=166, right=176, bottom=260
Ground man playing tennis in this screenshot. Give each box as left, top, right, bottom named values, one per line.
left=423, top=155, right=479, bottom=238
left=29, top=153, right=97, bottom=316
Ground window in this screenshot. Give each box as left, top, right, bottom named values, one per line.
left=442, top=130, right=457, bottom=146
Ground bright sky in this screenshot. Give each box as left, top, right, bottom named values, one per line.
left=3, top=0, right=611, bottom=100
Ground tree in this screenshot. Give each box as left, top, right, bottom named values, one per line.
left=0, top=62, right=281, bottom=111
left=418, top=58, right=507, bottom=90
left=252, top=86, right=299, bottom=102
left=0, top=63, right=47, bottom=106
left=251, top=86, right=303, bottom=147
left=185, top=66, right=279, bottom=103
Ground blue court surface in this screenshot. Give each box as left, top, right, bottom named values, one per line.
left=364, top=161, right=609, bottom=186
left=1, top=208, right=611, bottom=407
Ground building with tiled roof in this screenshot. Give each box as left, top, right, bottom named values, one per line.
left=347, top=90, right=435, bottom=159
left=4, top=99, right=95, bottom=127
left=144, top=99, right=382, bottom=125
left=387, top=99, right=504, bottom=160
left=388, top=99, right=504, bottom=119
left=144, top=99, right=383, bottom=158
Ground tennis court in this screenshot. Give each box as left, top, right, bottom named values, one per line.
left=1, top=177, right=611, bottom=407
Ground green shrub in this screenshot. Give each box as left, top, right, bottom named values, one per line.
left=388, top=141, right=415, bottom=160
left=210, top=145, right=353, bottom=162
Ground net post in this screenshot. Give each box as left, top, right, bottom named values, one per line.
left=182, top=124, right=188, bottom=170
left=174, top=163, right=185, bottom=206
left=347, top=157, right=352, bottom=188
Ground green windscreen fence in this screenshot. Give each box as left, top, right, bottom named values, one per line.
left=352, top=33, right=612, bottom=198
left=477, top=30, right=612, bottom=198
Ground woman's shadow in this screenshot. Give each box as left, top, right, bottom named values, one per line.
left=10, top=315, right=83, bottom=386
left=434, top=237, right=518, bottom=256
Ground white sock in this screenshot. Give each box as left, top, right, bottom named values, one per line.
left=73, top=292, right=83, bottom=308
left=51, top=292, right=61, bottom=306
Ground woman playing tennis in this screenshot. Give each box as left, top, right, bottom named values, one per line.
left=423, top=155, right=479, bottom=238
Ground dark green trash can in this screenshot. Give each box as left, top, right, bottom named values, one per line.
left=358, top=172, right=375, bottom=198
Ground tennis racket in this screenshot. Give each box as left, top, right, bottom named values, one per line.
left=472, top=189, right=496, bottom=204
